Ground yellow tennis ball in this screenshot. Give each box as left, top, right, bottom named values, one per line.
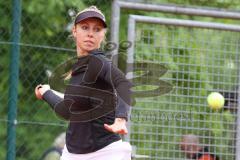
left=207, top=92, right=225, bottom=110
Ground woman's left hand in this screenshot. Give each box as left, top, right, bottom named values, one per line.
left=104, top=118, right=128, bottom=135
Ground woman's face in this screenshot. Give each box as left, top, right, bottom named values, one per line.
left=72, top=17, right=106, bottom=55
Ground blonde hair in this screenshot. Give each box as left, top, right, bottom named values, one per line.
left=53, top=132, right=66, bottom=148
left=75, top=6, right=105, bottom=22
left=63, top=70, right=72, bottom=81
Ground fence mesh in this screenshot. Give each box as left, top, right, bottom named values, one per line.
left=129, top=22, right=240, bottom=159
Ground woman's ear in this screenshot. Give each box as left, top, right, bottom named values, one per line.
left=98, top=29, right=107, bottom=48
left=72, top=25, right=77, bottom=38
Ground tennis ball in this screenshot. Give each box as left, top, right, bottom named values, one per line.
left=207, top=92, right=225, bottom=110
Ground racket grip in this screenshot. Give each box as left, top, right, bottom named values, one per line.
left=35, top=85, right=43, bottom=100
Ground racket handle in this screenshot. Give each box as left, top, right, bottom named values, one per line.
left=35, top=85, right=43, bottom=100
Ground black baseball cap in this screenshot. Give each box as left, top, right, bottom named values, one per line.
left=74, top=6, right=107, bottom=28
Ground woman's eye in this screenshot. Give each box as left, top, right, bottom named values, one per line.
left=94, top=27, right=101, bottom=32
left=81, top=26, right=88, bottom=30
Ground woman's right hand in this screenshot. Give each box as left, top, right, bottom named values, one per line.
left=35, top=84, right=50, bottom=100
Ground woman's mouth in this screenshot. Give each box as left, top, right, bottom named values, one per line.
left=84, top=40, right=94, bottom=45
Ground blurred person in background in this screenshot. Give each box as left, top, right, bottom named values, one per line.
left=180, top=134, right=219, bottom=160
left=40, top=132, right=65, bottom=160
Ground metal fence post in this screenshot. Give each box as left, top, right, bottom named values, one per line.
left=110, top=0, right=120, bottom=65
left=125, top=16, right=136, bottom=142
left=236, top=41, right=240, bottom=160
left=7, top=0, right=21, bottom=159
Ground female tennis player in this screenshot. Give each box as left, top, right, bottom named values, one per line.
left=35, top=6, right=132, bottom=160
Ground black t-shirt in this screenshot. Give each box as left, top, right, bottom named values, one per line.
left=43, top=50, right=132, bottom=154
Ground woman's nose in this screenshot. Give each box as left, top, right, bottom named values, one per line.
left=87, top=29, right=94, bottom=37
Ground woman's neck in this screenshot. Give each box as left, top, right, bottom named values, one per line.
left=77, top=47, right=88, bottom=57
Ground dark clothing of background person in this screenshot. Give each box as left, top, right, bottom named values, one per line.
left=192, top=147, right=219, bottom=160
left=43, top=50, right=132, bottom=154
